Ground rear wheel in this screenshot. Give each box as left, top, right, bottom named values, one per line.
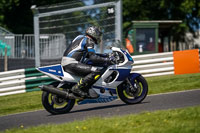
left=117, top=75, right=148, bottom=104
left=42, top=83, right=75, bottom=115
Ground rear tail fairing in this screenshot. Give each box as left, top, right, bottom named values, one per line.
left=37, top=64, right=80, bottom=82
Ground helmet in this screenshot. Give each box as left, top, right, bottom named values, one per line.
left=86, top=26, right=102, bottom=44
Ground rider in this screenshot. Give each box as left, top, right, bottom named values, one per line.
left=61, top=26, right=115, bottom=98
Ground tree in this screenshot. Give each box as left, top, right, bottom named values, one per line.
left=0, top=0, right=71, bottom=34
left=123, top=0, right=200, bottom=41
left=0, top=0, right=199, bottom=38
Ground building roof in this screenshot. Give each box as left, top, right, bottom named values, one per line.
left=132, top=20, right=182, bottom=28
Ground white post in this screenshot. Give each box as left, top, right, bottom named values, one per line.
left=32, top=6, right=41, bottom=67
left=115, top=0, right=122, bottom=42
left=4, top=47, right=8, bottom=71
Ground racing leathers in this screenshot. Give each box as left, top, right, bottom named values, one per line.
left=61, top=35, right=113, bottom=98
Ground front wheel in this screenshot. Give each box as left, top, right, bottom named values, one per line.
left=117, top=75, right=148, bottom=104
left=42, top=83, right=75, bottom=115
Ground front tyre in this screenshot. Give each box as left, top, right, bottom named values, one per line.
left=42, top=83, right=75, bottom=115
left=117, top=75, right=148, bottom=104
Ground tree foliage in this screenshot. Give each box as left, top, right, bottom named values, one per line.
left=0, top=0, right=70, bottom=34
left=0, top=0, right=199, bottom=39
left=123, top=0, right=200, bottom=40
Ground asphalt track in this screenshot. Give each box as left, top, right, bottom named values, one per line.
left=0, top=89, right=200, bottom=131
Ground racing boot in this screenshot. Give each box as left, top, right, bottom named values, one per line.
left=84, top=73, right=100, bottom=99
left=71, top=75, right=99, bottom=98
left=71, top=85, right=99, bottom=99
left=71, top=85, right=88, bottom=98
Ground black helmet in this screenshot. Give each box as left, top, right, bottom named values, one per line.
left=86, top=26, right=102, bottom=44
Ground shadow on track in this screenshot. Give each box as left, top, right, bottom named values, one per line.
left=47, top=101, right=150, bottom=116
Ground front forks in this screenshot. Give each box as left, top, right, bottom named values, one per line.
left=125, top=78, right=141, bottom=97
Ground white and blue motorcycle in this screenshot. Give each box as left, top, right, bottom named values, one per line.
left=37, top=47, right=148, bottom=114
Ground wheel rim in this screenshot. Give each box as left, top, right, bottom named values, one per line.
left=123, top=79, right=145, bottom=100
left=47, top=92, right=72, bottom=110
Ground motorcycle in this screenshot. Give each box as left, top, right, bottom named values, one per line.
left=37, top=46, right=148, bottom=115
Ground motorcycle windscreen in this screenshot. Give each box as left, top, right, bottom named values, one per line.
left=38, top=64, right=64, bottom=77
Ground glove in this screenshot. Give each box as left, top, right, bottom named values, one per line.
left=109, top=56, right=117, bottom=65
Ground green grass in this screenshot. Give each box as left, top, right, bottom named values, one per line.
left=0, top=73, right=200, bottom=116
left=2, top=106, right=200, bottom=133
left=0, top=91, right=43, bottom=116
left=146, top=73, right=200, bottom=94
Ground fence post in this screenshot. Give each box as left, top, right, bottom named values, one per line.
left=4, top=47, right=8, bottom=71
left=31, top=5, right=41, bottom=67
left=115, top=0, right=122, bottom=42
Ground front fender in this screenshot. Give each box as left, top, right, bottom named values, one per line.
left=129, top=73, right=141, bottom=81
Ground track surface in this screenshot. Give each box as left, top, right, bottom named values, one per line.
left=0, top=89, right=200, bottom=131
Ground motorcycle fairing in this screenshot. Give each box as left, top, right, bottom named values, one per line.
left=120, top=49, right=134, bottom=62
left=129, top=73, right=141, bottom=80
left=111, top=68, right=131, bottom=81
left=37, top=64, right=81, bottom=82
left=78, top=95, right=118, bottom=105
left=77, top=85, right=118, bottom=105
left=78, top=86, right=118, bottom=105
left=93, top=86, right=117, bottom=95
left=38, top=65, right=64, bottom=77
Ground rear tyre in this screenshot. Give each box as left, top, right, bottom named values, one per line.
left=42, top=83, right=75, bottom=115
left=117, top=75, right=148, bottom=104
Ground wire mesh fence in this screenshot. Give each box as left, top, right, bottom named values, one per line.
left=0, top=0, right=122, bottom=71
left=0, top=34, right=65, bottom=59
left=33, top=0, right=122, bottom=66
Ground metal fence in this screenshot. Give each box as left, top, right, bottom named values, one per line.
left=0, top=34, right=65, bottom=71
left=32, top=0, right=122, bottom=67
left=0, top=34, right=65, bottom=59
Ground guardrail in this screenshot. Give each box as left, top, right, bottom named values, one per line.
left=0, top=68, right=55, bottom=96
left=0, top=49, right=199, bottom=96
left=132, top=52, right=174, bottom=77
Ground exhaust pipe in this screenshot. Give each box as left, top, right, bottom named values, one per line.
left=40, top=85, right=76, bottom=99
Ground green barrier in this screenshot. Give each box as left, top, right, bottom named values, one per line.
left=26, top=88, right=41, bottom=92
left=26, top=73, right=44, bottom=78
left=24, top=68, right=56, bottom=92
left=25, top=68, right=40, bottom=75
left=25, top=77, right=55, bottom=84
left=26, top=81, right=55, bottom=89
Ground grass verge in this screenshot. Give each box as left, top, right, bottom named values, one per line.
left=0, top=73, right=200, bottom=116
left=147, top=73, right=200, bottom=94
left=2, top=105, right=200, bottom=133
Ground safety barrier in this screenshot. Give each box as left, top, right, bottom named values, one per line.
left=0, top=68, right=55, bottom=96
left=0, top=49, right=199, bottom=96
left=132, top=49, right=200, bottom=77
left=132, top=52, right=174, bottom=77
